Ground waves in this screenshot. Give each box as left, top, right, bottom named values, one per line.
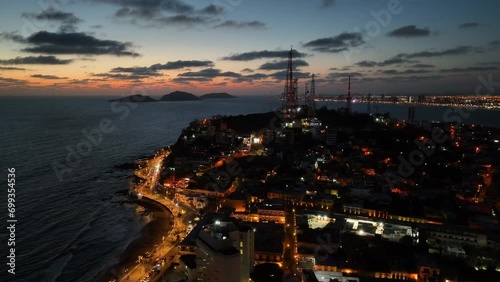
left=0, top=95, right=298, bottom=281
left=41, top=253, right=74, bottom=282
left=42, top=210, right=100, bottom=281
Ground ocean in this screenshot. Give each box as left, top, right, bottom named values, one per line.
left=0, top=95, right=498, bottom=282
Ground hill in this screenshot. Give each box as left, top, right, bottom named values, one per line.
left=109, top=94, right=157, bottom=102
left=199, top=92, right=236, bottom=99
left=160, top=91, right=201, bottom=101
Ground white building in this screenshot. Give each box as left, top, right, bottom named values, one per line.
left=195, top=220, right=254, bottom=282
left=310, top=270, right=360, bottom=282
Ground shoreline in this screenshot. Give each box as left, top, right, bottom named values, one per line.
left=100, top=197, right=173, bottom=281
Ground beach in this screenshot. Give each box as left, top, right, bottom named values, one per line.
left=100, top=197, right=173, bottom=281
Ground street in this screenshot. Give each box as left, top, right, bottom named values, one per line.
left=116, top=149, right=195, bottom=282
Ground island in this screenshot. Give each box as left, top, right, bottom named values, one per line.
left=199, top=92, right=236, bottom=99
left=160, top=91, right=201, bottom=101
left=109, top=94, right=157, bottom=103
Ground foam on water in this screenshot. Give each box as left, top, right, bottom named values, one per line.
left=0, top=95, right=496, bottom=281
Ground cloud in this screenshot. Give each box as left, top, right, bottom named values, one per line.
left=22, top=8, right=82, bottom=25
left=411, top=64, right=434, bottom=68
left=258, top=59, right=309, bottom=70
left=329, top=66, right=351, bottom=71
left=0, top=66, right=26, bottom=70
left=379, top=69, right=431, bottom=75
left=232, top=72, right=269, bottom=83
left=358, top=46, right=479, bottom=68
left=222, top=49, right=307, bottom=61
left=31, top=74, right=69, bottom=79
left=355, top=61, right=376, bottom=67
left=458, top=22, right=479, bottom=29
left=171, top=77, right=213, bottom=84
left=379, top=69, right=397, bottom=75
left=477, top=61, right=500, bottom=66
left=66, top=79, right=90, bottom=85
left=12, top=31, right=140, bottom=56
left=22, top=8, right=83, bottom=33
left=403, top=46, right=474, bottom=58
left=178, top=68, right=241, bottom=78
left=303, top=32, right=364, bottom=53
left=92, top=72, right=153, bottom=81
left=214, top=20, right=267, bottom=29
left=110, top=67, right=162, bottom=77
left=440, top=66, right=498, bottom=73
left=0, top=55, right=72, bottom=65
left=355, top=57, right=414, bottom=67
left=241, top=73, right=268, bottom=79
left=268, top=70, right=311, bottom=80
left=97, top=83, right=112, bottom=88
left=321, top=0, right=335, bottom=8
left=0, top=32, right=26, bottom=43
left=489, top=40, right=500, bottom=47
left=241, top=68, right=254, bottom=73
left=329, top=74, right=448, bottom=85
left=200, top=4, right=225, bottom=16
left=160, top=0, right=195, bottom=14
left=0, top=77, right=29, bottom=87
left=106, top=60, right=215, bottom=80
left=95, top=0, right=194, bottom=15
left=58, top=24, right=79, bottom=33
left=151, top=60, right=214, bottom=70
left=383, top=75, right=445, bottom=83
left=155, top=15, right=206, bottom=27
left=173, top=68, right=271, bottom=84
left=96, top=0, right=229, bottom=28
left=388, top=25, right=431, bottom=37
left=326, top=72, right=362, bottom=80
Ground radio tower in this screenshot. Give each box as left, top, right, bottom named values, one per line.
left=304, top=82, right=309, bottom=104
left=346, top=75, right=352, bottom=114
left=367, top=93, right=372, bottom=114
left=310, top=74, right=316, bottom=112
left=282, top=47, right=298, bottom=119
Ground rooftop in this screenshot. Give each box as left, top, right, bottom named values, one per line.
left=179, top=254, right=197, bottom=270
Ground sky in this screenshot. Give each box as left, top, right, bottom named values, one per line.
left=0, top=0, right=499, bottom=96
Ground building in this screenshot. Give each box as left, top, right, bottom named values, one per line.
left=305, top=270, right=360, bottom=282
left=326, top=128, right=338, bottom=146
left=179, top=254, right=197, bottom=282
left=195, top=219, right=255, bottom=282
left=426, top=224, right=488, bottom=248
left=221, top=191, right=248, bottom=212
left=257, top=199, right=286, bottom=223
left=174, top=192, right=207, bottom=210
left=416, top=255, right=440, bottom=282
left=196, top=229, right=240, bottom=282
left=408, top=107, right=416, bottom=122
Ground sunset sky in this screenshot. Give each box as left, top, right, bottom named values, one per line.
left=1, top=0, right=499, bottom=96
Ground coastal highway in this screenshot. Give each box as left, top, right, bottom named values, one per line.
left=118, top=148, right=195, bottom=282
left=117, top=149, right=172, bottom=282
left=283, top=201, right=299, bottom=276
left=135, top=149, right=169, bottom=194
left=134, top=193, right=192, bottom=282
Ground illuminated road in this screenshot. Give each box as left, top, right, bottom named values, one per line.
left=116, top=149, right=194, bottom=282
left=283, top=201, right=298, bottom=269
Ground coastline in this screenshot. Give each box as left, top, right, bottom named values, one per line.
left=100, top=197, right=173, bottom=281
